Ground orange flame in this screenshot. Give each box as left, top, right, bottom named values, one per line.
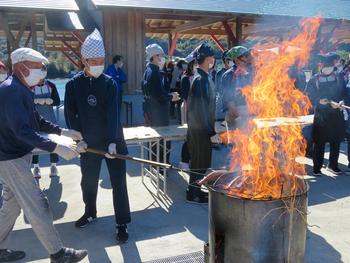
left=222, top=18, right=322, bottom=200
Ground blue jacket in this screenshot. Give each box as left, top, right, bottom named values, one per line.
left=105, top=64, right=127, bottom=93
left=0, top=76, right=61, bottom=161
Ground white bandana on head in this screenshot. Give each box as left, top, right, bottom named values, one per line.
left=81, top=29, right=105, bottom=59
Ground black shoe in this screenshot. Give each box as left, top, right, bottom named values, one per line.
left=186, top=191, right=208, bottom=204
left=116, top=224, right=129, bottom=244
left=327, top=166, right=342, bottom=174
left=313, top=170, right=322, bottom=176
left=75, top=214, right=96, bottom=228
left=50, top=247, right=87, bottom=263
left=0, top=249, right=25, bottom=262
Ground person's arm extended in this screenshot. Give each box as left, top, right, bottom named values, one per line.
left=6, top=98, right=57, bottom=152
left=35, top=110, right=61, bottom=135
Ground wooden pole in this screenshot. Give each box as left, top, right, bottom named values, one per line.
left=236, top=17, right=242, bottom=46
left=31, top=14, right=37, bottom=49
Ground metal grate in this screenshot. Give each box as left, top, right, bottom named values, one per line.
left=143, top=251, right=204, bottom=263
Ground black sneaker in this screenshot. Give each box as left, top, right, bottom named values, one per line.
left=0, top=249, right=25, bottom=262
left=116, top=224, right=129, bottom=244
left=75, top=214, right=96, bottom=228
left=313, top=170, right=322, bottom=176
left=50, top=247, right=87, bottom=263
left=327, top=166, right=342, bottom=174
left=186, top=191, right=208, bottom=204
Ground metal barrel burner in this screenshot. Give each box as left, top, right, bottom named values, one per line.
left=203, top=170, right=308, bottom=263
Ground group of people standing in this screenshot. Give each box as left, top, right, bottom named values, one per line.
left=142, top=42, right=254, bottom=204
left=0, top=23, right=349, bottom=262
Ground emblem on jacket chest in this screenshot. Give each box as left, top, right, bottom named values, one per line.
left=87, top=95, right=97, bottom=106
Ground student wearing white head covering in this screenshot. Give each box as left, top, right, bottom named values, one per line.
left=0, top=47, right=87, bottom=262
left=64, top=29, right=131, bottom=243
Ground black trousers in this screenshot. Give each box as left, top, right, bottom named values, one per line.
left=313, top=141, right=340, bottom=172
left=80, top=153, right=131, bottom=225
left=187, top=131, right=212, bottom=196
left=181, top=141, right=190, bottom=163
left=32, top=154, right=59, bottom=164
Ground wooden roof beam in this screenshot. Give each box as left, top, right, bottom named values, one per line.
left=170, top=17, right=222, bottom=34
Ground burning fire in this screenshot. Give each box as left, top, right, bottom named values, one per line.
left=220, top=18, right=321, bottom=200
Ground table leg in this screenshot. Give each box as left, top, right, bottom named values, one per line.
left=156, top=139, right=160, bottom=195
left=163, top=139, right=168, bottom=195
left=141, top=142, right=144, bottom=183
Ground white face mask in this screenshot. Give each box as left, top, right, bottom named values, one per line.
left=22, top=64, right=47, bottom=87
left=228, top=61, right=234, bottom=67
left=159, top=57, right=166, bottom=68
left=0, top=73, right=7, bottom=82
left=321, top=66, right=334, bottom=75
left=89, top=65, right=104, bottom=78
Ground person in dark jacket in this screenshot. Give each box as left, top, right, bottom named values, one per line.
left=305, top=52, right=346, bottom=176
left=222, top=46, right=253, bottom=128
left=179, top=52, right=196, bottom=170
left=0, top=47, right=86, bottom=263
left=64, top=29, right=131, bottom=243
left=186, top=43, right=222, bottom=204
left=32, top=79, right=61, bottom=178
left=105, top=55, right=127, bottom=112
left=142, top=44, right=180, bottom=164
left=170, top=59, right=187, bottom=122
left=215, top=50, right=234, bottom=121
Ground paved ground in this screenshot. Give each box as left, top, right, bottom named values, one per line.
left=1, top=104, right=350, bottom=263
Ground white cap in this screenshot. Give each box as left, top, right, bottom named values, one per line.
left=145, top=44, right=164, bottom=60
left=81, top=28, right=105, bottom=59
left=11, top=47, right=48, bottom=65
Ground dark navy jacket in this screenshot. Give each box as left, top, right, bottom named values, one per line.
left=222, top=65, right=252, bottom=111
left=0, top=76, right=61, bottom=161
left=187, top=68, right=216, bottom=137
left=64, top=72, right=127, bottom=154
left=142, top=63, right=172, bottom=126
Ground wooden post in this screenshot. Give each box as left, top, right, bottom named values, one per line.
left=168, top=33, right=172, bottom=55
left=169, top=32, right=179, bottom=57
left=235, top=17, right=242, bottom=46
left=31, top=14, right=37, bottom=49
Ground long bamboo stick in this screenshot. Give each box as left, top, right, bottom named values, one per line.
left=85, top=148, right=172, bottom=169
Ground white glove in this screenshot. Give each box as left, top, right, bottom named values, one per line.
left=61, top=128, right=83, bottom=141
left=210, top=134, right=222, bottom=144
left=76, top=141, right=88, bottom=153
left=53, top=144, right=79, bottom=160
left=170, top=92, right=181, bottom=102
left=34, top=98, right=46, bottom=105
left=105, top=143, right=117, bottom=159
left=319, top=98, right=328, bottom=105
left=45, top=98, right=54, bottom=105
